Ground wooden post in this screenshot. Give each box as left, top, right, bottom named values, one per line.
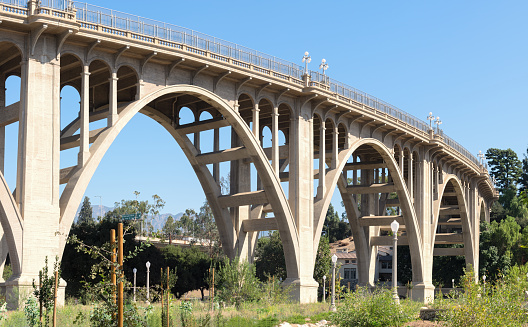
left=160, top=268, right=164, bottom=320
left=39, top=272, right=43, bottom=324
left=111, top=229, right=116, bottom=305
left=118, top=223, right=124, bottom=327
left=53, top=270, right=58, bottom=327
left=348, top=281, right=350, bottom=291
left=166, top=267, right=170, bottom=327
left=210, top=267, right=215, bottom=311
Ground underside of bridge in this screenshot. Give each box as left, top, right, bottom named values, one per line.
left=0, top=1, right=497, bottom=308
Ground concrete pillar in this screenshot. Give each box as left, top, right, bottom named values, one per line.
left=79, top=65, right=90, bottom=166
left=213, top=127, right=219, bottom=182
left=271, top=108, right=279, bottom=177
left=108, top=72, right=118, bottom=127
left=317, top=122, right=326, bottom=197
left=9, top=41, right=64, bottom=308
left=331, top=125, right=338, bottom=169
left=399, top=151, right=404, bottom=172
left=408, top=153, right=414, bottom=201
left=285, top=106, right=317, bottom=303
left=411, top=154, right=434, bottom=303
left=252, top=102, right=259, bottom=140
left=0, top=74, right=5, bottom=173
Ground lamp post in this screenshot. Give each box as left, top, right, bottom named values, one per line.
left=146, top=261, right=151, bottom=303
left=323, top=275, right=326, bottom=303
left=331, top=254, right=337, bottom=311
left=391, top=220, right=400, bottom=304
left=427, top=112, right=435, bottom=130
left=319, top=58, right=329, bottom=75
left=133, top=268, right=137, bottom=302
left=478, top=151, right=485, bottom=165
left=452, top=278, right=455, bottom=289
left=434, top=116, right=442, bottom=134
left=302, top=51, right=311, bottom=75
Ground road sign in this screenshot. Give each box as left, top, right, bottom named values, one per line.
left=122, top=213, right=141, bottom=221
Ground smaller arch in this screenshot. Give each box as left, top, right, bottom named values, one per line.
left=116, top=65, right=139, bottom=103
left=177, top=106, right=195, bottom=125
left=338, top=123, right=347, bottom=150
left=237, top=93, right=254, bottom=126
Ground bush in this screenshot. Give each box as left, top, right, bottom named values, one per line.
left=438, top=265, right=528, bottom=327
left=332, top=287, right=419, bottom=327
left=216, top=257, right=261, bottom=308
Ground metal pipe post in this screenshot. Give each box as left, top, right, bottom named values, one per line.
left=118, top=223, right=124, bottom=327
left=392, top=232, right=400, bottom=304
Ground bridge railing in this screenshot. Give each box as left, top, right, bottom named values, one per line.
left=0, top=0, right=484, bottom=171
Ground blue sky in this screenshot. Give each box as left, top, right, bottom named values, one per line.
left=5, top=0, right=527, bottom=217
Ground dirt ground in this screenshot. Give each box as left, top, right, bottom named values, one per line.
left=278, top=319, right=443, bottom=327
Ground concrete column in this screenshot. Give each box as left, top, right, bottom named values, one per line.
left=285, top=105, right=318, bottom=303
left=399, top=152, right=405, bottom=173
left=0, top=74, right=5, bottom=173
left=271, top=108, right=279, bottom=177
left=10, top=44, right=63, bottom=308
left=79, top=65, right=90, bottom=166
left=213, top=127, right=219, bottom=182
left=108, top=72, right=118, bottom=127
left=411, top=154, right=434, bottom=303
left=408, top=153, right=413, bottom=201
left=331, top=125, right=338, bottom=169
left=353, top=155, right=357, bottom=185
left=317, top=122, right=326, bottom=197
left=252, top=103, right=259, bottom=140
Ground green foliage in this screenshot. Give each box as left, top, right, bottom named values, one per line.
left=323, top=203, right=351, bottom=243
left=32, top=257, right=60, bottom=327
left=520, top=147, right=528, bottom=193
left=313, top=236, right=331, bottom=283
left=78, top=196, right=95, bottom=225
left=216, top=257, right=261, bottom=308
left=438, top=264, right=528, bottom=327
left=23, top=296, right=39, bottom=327
left=255, top=231, right=286, bottom=281
left=485, top=148, right=522, bottom=193
left=479, top=218, right=528, bottom=280
left=332, top=286, right=419, bottom=327
left=3, top=263, right=12, bottom=281
left=160, top=245, right=210, bottom=299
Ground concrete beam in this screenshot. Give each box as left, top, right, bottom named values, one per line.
left=439, top=206, right=460, bottom=216
left=60, top=128, right=105, bottom=151
left=437, top=218, right=462, bottom=225
left=346, top=183, right=396, bottom=194
left=175, top=117, right=229, bottom=134
left=385, top=198, right=400, bottom=207
left=343, top=160, right=386, bottom=170
left=370, top=235, right=409, bottom=246
left=218, top=190, right=268, bottom=208
left=0, top=101, right=19, bottom=127
left=59, top=166, right=77, bottom=185
left=359, top=215, right=404, bottom=226
left=195, top=146, right=248, bottom=165
left=433, top=247, right=465, bottom=256
left=434, top=233, right=464, bottom=244
left=263, top=145, right=289, bottom=160
left=241, top=217, right=278, bottom=232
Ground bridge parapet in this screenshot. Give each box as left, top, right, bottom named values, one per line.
left=0, top=0, right=483, bottom=171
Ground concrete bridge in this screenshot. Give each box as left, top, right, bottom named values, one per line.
left=0, top=0, right=497, bottom=306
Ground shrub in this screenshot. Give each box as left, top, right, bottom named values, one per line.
left=332, top=287, right=419, bottom=327
left=438, top=264, right=528, bottom=327
left=216, top=257, right=261, bottom=308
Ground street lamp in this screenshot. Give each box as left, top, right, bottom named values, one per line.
left=133, top=268, right=137, bottom=302
left=319, top=58, right=329, bottom=75
left=302, top=51, right=311, bottom=75
left=427, top=112, right=435, bottom=130
left=322, top=275, right=326, bottom=303
left=331, top=254, right=337, bottom=311
left=391, top=220, right=400, bottom=304
left=434, top=116, right=442, bottom=134
left=478, top=151, right=485, bottom=165
left=146, top=261, right=151, bottom=303
left=452, top=278, right=455, bottom=289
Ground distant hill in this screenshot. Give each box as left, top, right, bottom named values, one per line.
left=74, top=204, right=183, bottom=231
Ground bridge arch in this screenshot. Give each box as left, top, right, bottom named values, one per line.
left=58, top=84, right=301, bottom=277
left=312, top=137, right=425, bottom=284
left=432, top=175, right=475, bottom=269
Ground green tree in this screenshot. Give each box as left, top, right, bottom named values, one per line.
left=254, top=232, right=332, bottom=283
left=194, top=202, right=221, bottom=259
left=520, top=147, right=528, bottom=193
left=323, top=203, right=351, bottom=243
left=78, top=196, right=94, bottom=225
left=162, top=215, right=178, bottom=237
left=216, top=257, right=261, bottom=308
left=485, top=148, right=522, bottom=193
left=479, top=217, right=523, bottom=280
left=177, top=209, right=197, bottom=238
